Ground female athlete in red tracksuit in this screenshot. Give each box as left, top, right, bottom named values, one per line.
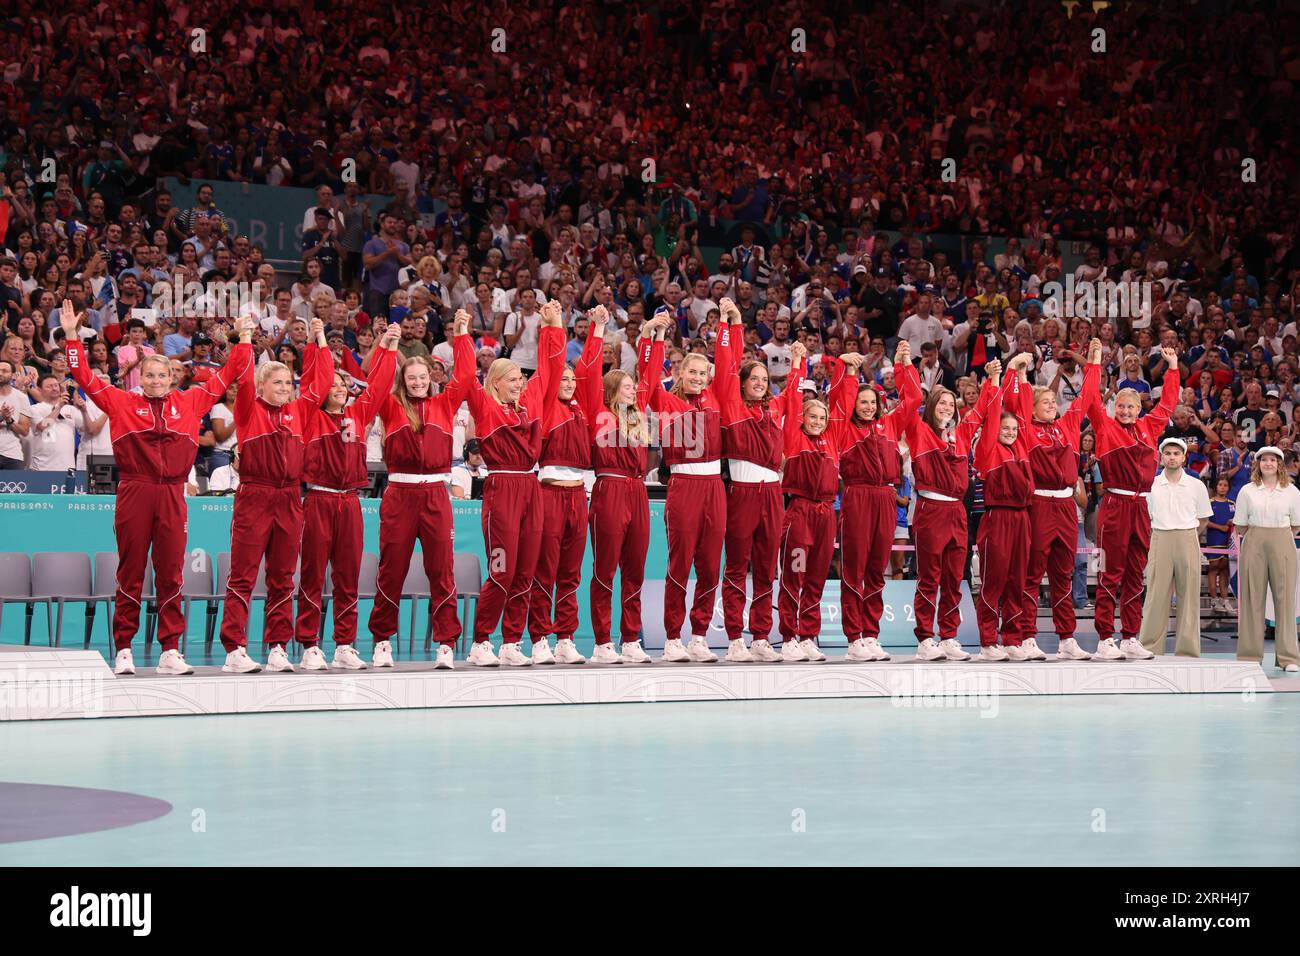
left=526, top=314, right=592, bottom=666
left=60, top=301, right=253, bottom=676
left=293, top=324, right=400, bottom=671
left=574, top=306, right=655, bottom=664
left=901, top=361, right=998, bottom=661
left=219, top=318, right=334, bottom=673
left=1082, top=342, right=1180, bottom=661
left=971, top=362, right=1045, bottom=661
left=454, top=301, right=565, bottom=667
left=715, top=299, right=804, bottom=662
left=777, top=373, right=840, bottom=662
left=368, top=314, right=473, bottom=670
left=1019, top=343, right=1101, bottom=661
left=829, top=343, right=922, bottom=662
left=638, top=311, right=732, bottom=663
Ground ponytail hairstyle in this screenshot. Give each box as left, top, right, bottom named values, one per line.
left=603, top=369, right=648, bottom=445
left=394, top=355, right=436, bottom=431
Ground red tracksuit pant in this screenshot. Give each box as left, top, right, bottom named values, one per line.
left=220, top=483, right=303, bottom=651
left=722, top=480, right=782, bottom=641
left=975, top=507, right=1030, bottom=646
left=528, top=483, right=588, bottom=642
left=913, top=496, right=968, bottom=642
left=1021, top=494, right=1079, bottom=643
left=664, top=473, right=726, bottom=639
left=1095, top=492, right=1152, bottom=642
left=369, top=482, right=460, bottom=646
left=589, top=475, right=650, bottom=645
left=476, top=473, right=543, bottom=644
left=839, top=484, right=897, bottom=641
left=295, top=490, right=363, bottom=646
left=778, top=497, right=837, bottom=641
left=113, top=479, right=187, bottom=652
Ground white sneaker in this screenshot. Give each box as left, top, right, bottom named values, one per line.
left=1224, top=597, right=1238, bottom=614
left=1093, top=638, right=1124, bottom=661
left=661, top=638, right=691, bottom=663
left=156, top=649, right=194, bottom=675
left=300, top=646, right=329, bottom=671
left=1021, top=637, right=1047, bottom=661
left=554, top=638, right=586, bottom=664
left=846, top=638, right=874, bottom=662
left=686, top=636, right=719, bottom=662
left=434, top=645, right=455, bottom=670
left=372, top=640, right=394, bottom=668
left=1004, top=644, right=1030, bottom=662
left=750, top=639, right=782, bottom=662
left=114, top=648, right=136, bottom=675
left=862, top=637, right=891, bottom=661
left=725, top=639, right=754, bottom=662
left=1057, top=637, right=1093, bottom=661
left=468, top=641, right=500, bottom=667
left=591, top=642, right=622, bottom=664
left=939, top=638, right=971, bottom=661
left=266, top=645, right=295, bottom=672
left=915, top=638, right=945, bottom=661
left=800, top=638, right=827, bottom=662
left=1282, top=662, right=1299, bottom=674
left=1210, top=598, right=1225, bottom=613
left=498, top=642, right=534, bottom=666
left=331, top=645, right=367, bottom=670
left=531, top=638, right=556, bottom=665
left=976, top=644, right=1010, bottom=662
left=222, top=647, right=263, bottom=673
left=781, top=640, right=808, bottom=662
left=1121, top=637, right=1155, bottom=660
left=620, top=641, right=651, bottom=664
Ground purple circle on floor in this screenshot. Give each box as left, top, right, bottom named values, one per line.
left=0, top=783, right=172, bottom=843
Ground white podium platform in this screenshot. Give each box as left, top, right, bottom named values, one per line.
left=0, top=645, right=1272, bottom=722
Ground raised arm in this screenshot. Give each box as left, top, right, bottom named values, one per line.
left=298, top=318, right=334, bottom=405
left=521, top=301, right=565, bottom=415
left=1142, top=347, right=1181, bottom=436
left=187, top=317, right=256, bottom=414
left=635, top=314, right=687, bottom=415
left=577, top=306, right=609, bottom=428
left=453, top=318, right=490, bottom=421
left=830, top=350, right=863, bottom=425
left=973, top=385, right=1005, bottom=477
left=879, top=343, right=919, bottom=439
left=713, top=298, right=745, bottom=420
left=352, top=324, right=401, bottom=427
left=955, top=360, right=1002, bottom=451
left=60, top=299, right=123, bottom=414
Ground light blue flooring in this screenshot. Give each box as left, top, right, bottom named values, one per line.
left=2, top=693, right=1296, bottom=865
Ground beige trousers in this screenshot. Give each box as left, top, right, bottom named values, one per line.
left=1138, top=529, right=1203, bottom=657
left=1237, top=526, right=1300, bottom=668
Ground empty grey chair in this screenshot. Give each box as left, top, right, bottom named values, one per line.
left=401, top=561, right=433, bottom=655
left=85, top=552, right=119, bottom=649
left=31, top=552, right=93, bottom=648
left=431, top=553, right=482, bottom=655
left=178, top=553, right=215, bottom=656
left=0, top=552, right=38, bottom=644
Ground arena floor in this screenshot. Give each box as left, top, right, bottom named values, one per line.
left=2, top=637, right=1296, bottom=866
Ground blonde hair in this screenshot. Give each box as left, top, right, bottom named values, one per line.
left=139, top=353, right=172, bottom=377
left=1114, top=387, right=1142, bottom=408
left=1250, top=454, right=1292, bottom=487
left=603, top=370, right=648, bottom=444
left=417, top=255, right=442, bottom=278
left=394, top=355, right=435, bottom=431
left=670, top=353, right=711, bottom=399
left=484, top=357, right=521, bottom=406
left=256, top=360, right=291, bottom=388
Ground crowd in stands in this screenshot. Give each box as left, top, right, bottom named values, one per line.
left=1, top=0, right=1298, bottom=586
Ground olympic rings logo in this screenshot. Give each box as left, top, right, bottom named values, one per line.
left=0, top=481, right=30, bottom=493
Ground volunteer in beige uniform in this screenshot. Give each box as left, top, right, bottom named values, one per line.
left=1138, top=437, right=1212, bottom=657
left=1233, top=446, right=1300, bottom=673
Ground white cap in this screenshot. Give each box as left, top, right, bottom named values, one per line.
left=1159, top=437, right=1187, bottom=453
left=1257, top=445, right=1285, bottom=461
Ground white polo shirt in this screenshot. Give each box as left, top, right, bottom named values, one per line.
left=1233, top=481, right=1300, bottom=529
left=1146, top=469, right=1212, bottom=531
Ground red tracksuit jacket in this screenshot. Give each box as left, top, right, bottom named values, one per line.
left=65, top=339, right=252, bottom=483
left=537, top=328, right=590, bottom=469
left=974, top=376, right=1042, bottom=507
left=716, top=326, right=801, bottom=472
left=1082, top=367, right=1179, bottom=492
left=782, top=394, right=841, bottom=501
left=1025, top=362, right=1100, bottom=492
left=373, top=359, right=472, bottom=474
left=577, top=331, right=651, bottom=475
left=302, top=347, right=398, bottom=489
left=637, top=329, right=731, bottom=466
left=235, top=344, right=334, bottom=487
left=902, top=379, right=997, bottom=498
left=830, top=359, right=923, bottom=486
